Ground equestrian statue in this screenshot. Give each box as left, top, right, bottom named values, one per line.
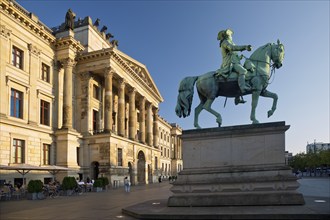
left=175, top=29, right=285, bottom=128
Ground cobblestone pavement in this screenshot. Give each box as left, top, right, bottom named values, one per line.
left=0, top=181, right=172, bottom=220
left=0, top=177, right=329, bottom=220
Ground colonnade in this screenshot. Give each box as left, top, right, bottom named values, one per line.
left=60, top=64, right=159, bottom=148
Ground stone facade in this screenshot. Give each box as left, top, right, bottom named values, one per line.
left=0, top=0, right=182, bottom=187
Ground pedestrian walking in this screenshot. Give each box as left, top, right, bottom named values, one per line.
left=124, top=177, right=131, bottom=192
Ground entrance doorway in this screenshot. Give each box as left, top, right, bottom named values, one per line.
left=137, top=151, right=146, bottom=184
left=91, top=161, right=99, bottom=180
left=148, top=164, right=152, bottom=183
left=128, top=162, right=134, bottom=185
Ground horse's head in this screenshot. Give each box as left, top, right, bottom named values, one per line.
left=271, top=39, right=285, bottom=69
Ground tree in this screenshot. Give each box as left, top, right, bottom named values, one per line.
left=290, top=149, right=330, bottom=177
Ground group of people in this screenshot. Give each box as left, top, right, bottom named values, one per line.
left=76, top=177, right=94, bottom=192
left=0, top=180, right=25, bottom=200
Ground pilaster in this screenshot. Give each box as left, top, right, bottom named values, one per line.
left=79, top=71, right=91, bottom=134
left=0, top=25, right=11, bottom=118
left=27, top=43, right=41, bottom=125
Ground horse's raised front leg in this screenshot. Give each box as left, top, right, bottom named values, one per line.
left=194, top=102, right=204, bottom=129
left=250, top=91, right=261, bottom=124
left=203, top=99, right=222, bottom=127
left=260, top=90, right=278, bottom=118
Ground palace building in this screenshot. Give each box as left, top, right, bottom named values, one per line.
left=0, top=0, right=182, bottom=186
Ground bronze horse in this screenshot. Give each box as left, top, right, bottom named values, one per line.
left=175, top=40, right=285, bottom=128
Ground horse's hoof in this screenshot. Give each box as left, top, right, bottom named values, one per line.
left=194, top=124, right=202, bottom=129
left=267, top=110, right=273, bottom=118
left=252, top=120, right=259, bottom=124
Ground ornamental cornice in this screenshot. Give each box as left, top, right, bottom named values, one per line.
left=0, top=25, right=12, bottom=38
left=0, top=0, right=56, bottom=44
left=110, top=50, right=163, bottom=103
left=28, top=43, right=41, bottom=56
left=76, top=47, right=113, bottom=61
left=55, top=36, right=84, bottom=52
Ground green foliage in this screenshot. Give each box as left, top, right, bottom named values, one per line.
left=27, top=180, right=43, bottom=193
left=290, top=149, right=330, bottom=173
left=61, top=176, right=78, bottom=190
left=98, top=177, right=109, bottom=187
left=319, top=150, right=330, bottom=165
left=93, top=179, right=103, bottom=188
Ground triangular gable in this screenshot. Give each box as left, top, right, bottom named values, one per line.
left=113, top=48, right=163, bottom=102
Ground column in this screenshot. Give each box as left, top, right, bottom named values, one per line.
left=128, top=88, right=136, bottom=140
left=118, top=79, right=125, bottom=136
left=174, top=135, right=178, bottom=159
left=104, top=68, right=113, bottom=133
left=55, top=62, right=64, bottom=129
left=146, top=103, right=153, bottom=146
left=62, top=58, right=75, bottom=129
left=153, top=108, right=159, bottom=148
left=139, top=97, right=146, bottom=143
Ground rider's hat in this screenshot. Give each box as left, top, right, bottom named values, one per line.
left=217, top=29, right=233, bottom=41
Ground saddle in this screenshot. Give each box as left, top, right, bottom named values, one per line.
left=214, top=60, right=256, bottom=81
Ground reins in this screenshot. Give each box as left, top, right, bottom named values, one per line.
left=242, top=44, right=277, bottom=86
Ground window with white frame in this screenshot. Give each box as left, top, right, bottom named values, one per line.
left=43, top=144, right=50, bottom=165
left=40, top=100, right=50, bottom=125
left=10, top=88, right=23, bottom=119
left=118, top=148, right=123, bottom=166
left=41, top=63, right=50, bottom=83
left=12, top=139, right=25, bottom=163
left=12, top=46, right=24, bottom=69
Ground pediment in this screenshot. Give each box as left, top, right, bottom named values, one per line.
left=112, top=49, right=163, bottom=102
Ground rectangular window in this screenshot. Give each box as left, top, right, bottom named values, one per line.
left=10, top=89, right=23, bottom=118
left=117, top=148, right=123, bottom=166
left=93, top=110, right=98, bottom=132
left=40, top=100, right=50, bottom=125
left=12, top=46, right=23, bottom=69
left=77, top=147, right=80, bottom=166
left=12, top=139, right=25, bottom=163
left=155, top=157, right=158, bottom=170
left=43, top=144, right=50, bottom=165
left=93, top=84, right=99, bottom=100
left=41, top=63, right=50, bottom=83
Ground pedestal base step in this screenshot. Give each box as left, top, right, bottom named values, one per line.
left=168, top=191, right=305, bottom=207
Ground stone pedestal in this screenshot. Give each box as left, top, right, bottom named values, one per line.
left=55, top=128, right=81, bottom=168
left=168, top=121, right=305, bottom=206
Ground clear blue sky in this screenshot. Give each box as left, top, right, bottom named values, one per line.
left=17, top=0, right=329, bottom=154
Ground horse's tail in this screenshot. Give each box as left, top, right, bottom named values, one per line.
left=175, top=76, right=198, bottom=118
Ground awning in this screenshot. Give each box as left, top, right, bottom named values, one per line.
left=0, top=164, right=78, bottom=184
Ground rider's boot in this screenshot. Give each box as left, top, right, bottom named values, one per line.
left=235, top=96, right=246, bottom=105
left=238, top=74, right=251, bottom=93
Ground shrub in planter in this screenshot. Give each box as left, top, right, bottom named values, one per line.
left=62, top=176, right=77, bottom=195
left=99, top=177, right=109, bottom=188
left=27, top=180, right=43, bottom=193
left=27, top=180, right=43, bottom=200
left=93, top=179, right=103, bottom=192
